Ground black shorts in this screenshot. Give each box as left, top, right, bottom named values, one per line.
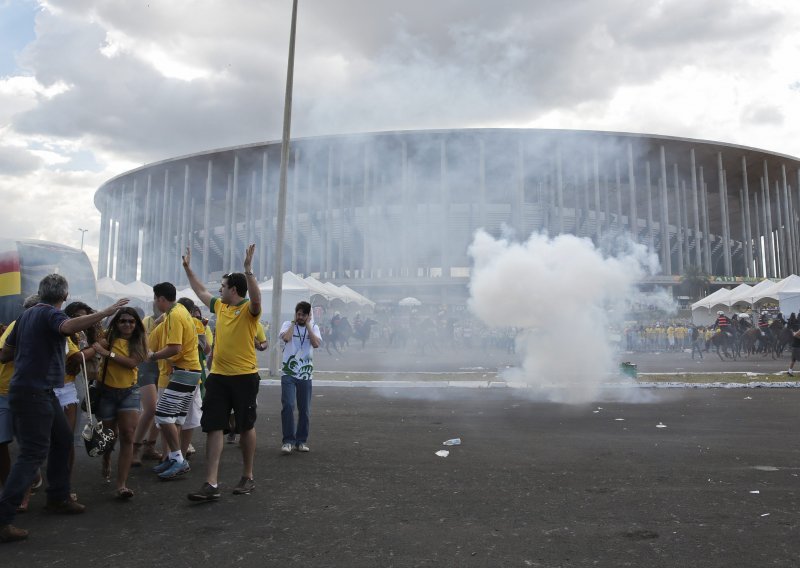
left=200, top=372, right=260, bottom=433
left=792, top=347, right=800, bottom=362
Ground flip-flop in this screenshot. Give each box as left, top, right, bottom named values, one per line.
left=115, top=488, right=134, bottom=500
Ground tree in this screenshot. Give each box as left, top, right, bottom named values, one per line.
left=681, top=265, right=710, bottom=300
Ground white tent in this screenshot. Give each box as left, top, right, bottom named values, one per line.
left=691, top=288, right=733, bottom=310
left=96, top=277, right=134, bottom=299
left=125, top=280, right=154, bottom=301
left=303, top=276, right=339, bottom=301
left=176, top=287, right=203, bottom=308
left=691, top=287, right=734, bottom=325
left=730, top=279, right=775, bottom=307
left=323, top=282, right=353, bottom=303
left=259, top=272, right=311, bottom=318
left=339, top=285, right=375, bottom=307
left=754, top=274, right=800, bottom=315
left=723, top=283, right=753, bottom=307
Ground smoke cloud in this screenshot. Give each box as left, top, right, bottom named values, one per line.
left=467, top=229, right=661, bottom=404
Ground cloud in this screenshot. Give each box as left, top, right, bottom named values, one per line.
left=0, top=0, right=799, bottom=277
left=0, top=144, right=42, bottom=175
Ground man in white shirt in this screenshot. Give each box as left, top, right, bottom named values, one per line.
left=279, top=301, right=320, bottom=454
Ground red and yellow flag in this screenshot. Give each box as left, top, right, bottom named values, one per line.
left=0, top=249, right=21, bottom=297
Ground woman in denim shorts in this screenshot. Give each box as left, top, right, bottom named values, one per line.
left=92, top=308, right=147, bottom=499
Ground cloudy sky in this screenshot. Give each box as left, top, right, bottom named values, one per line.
left=1, top=0, right=799, bottom=273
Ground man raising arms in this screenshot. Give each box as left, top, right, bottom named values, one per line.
left=183, top=245, right=261, bottom=501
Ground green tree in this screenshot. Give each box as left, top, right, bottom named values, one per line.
left=681, top=264, right=710, bottom=300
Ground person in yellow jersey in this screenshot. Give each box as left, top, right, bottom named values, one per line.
left=182, top=244, right=261, bottom=501
left=0, top=296, right=41, bottom=493
left=91, top=308, right=147, bottom=499
left=147, top=282, right=201, bottom=481
left=132, top=304, right=164, bottom=466
left=146, top=313, right=172, bottom=462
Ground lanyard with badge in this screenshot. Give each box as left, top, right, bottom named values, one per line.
left=294, top=324, right=307, bottom=349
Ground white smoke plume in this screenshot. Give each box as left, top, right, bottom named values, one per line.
left=467, top=229, right=661, bottom=404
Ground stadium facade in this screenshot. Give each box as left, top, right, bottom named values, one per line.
left=94, top=129, right=800, bottom=304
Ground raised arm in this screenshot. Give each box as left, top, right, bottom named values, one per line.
left=182, top=247, right=213, bottom=308
left=244, top=244, right=261, bottom=317
left=61, top=298, right=129, bottom=336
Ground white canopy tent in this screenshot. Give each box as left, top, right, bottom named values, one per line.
left=691, top=287, right=733, bottom=326
left=259, top=271, right=311, bottom=320
left=723, top=283, right=753, bottom=307
left=176, top=287, right=203, bottom=308
left=96, top=277, right=134, bottom=299
left=753, top=274, right=800, bottom=316
left=731, top=279, right=775, bottom=307
left=303, top=276, right=342, bottom=302
left=125, top=280, right=154, bottom=302
left=691, top=288, right=733, bottom=310
left=339, top=285, right=375, bottom=308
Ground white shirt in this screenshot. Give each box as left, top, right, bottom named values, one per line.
left=280, top=321, right=320, bottom=380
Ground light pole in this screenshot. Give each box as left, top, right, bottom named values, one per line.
left=77, top=228, right=88, bottom=250
left=269, top=0, right=299, bottom=376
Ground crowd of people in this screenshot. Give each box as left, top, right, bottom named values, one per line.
left=0, top=244, right=322, bottom=543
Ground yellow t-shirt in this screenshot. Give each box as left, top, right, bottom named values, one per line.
left=148, top=321, right=173, bottom=389
left=64, top=336, right=80, bottom=385
left=142, top=315, right=157, bottom=334
left=163, top=303, right=201, bottom=372
left=256, top=322, right=266, bottom=343
left=205, top=325, right=214, bottom=348
left=101, top=338, right=139, bottom=389
left=210, top=297, right=259, bottom=376
left=0, top=321, right=16, bottom=395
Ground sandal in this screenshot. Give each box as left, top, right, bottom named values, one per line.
left=115, top=487, right=134, bottom=500
left=141, top=440, right=163, bottom=461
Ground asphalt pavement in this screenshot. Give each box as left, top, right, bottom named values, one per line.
left=3, top=385, right=800, bottom=567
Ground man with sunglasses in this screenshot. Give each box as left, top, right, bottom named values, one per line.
left=0, top=274, right=127, bottom=543
left=182, top=244, right=261, bottom=501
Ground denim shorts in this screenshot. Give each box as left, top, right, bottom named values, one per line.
left=0, top=394, right=11, bottom=444
left=137, top=361, right=159, bottom=387
left=96, top=385, right=141, bottom=421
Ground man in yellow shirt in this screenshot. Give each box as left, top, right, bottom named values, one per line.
left=147, top=282, right=201, bottom=481
left=182, top=244, right=261, bottom=501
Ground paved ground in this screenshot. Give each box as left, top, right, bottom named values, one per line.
left=4, top=386, right=800, bottom=567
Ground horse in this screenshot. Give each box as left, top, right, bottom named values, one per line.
left=353, top=318, right=378, bottom=349
left=775, top=326, right=793, bottom=358
left=708, top=329, right=737, bottom=361
left=329, top=316, right=353, bottom=352
left=741, top=327, right=767, bottom=357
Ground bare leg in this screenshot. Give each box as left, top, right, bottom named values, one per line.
left=239, top=427, right=256, bottom=479
left=116, top=411, right=139, bottom=492
left=205, top=430, right=224, bottom=486
left=160, top=423, right=180, bottom=453
left=180, top=427, right=195, bottom=455
left=133, top=384, right=158, bottom=444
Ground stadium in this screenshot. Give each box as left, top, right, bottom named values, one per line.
left=94, top=128, right=800, bottom=305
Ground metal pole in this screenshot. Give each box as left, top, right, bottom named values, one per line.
left=270, top=0, right=298, bottom=376
left=78, top=228, right=88, bottom=251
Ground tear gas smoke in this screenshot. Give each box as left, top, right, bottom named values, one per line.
left=468, top=229, right=667, bottom=404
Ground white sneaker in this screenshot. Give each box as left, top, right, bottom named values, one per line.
left=281, top=443, right=293, bottom=455
left=788, top=369, right=794, bottom=377
left=296, top=443, right=310, bottom=452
